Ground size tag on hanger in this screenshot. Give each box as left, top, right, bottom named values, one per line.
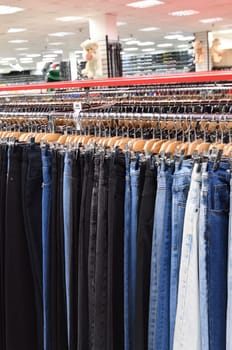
left=73, top=102, right=82, bottom=130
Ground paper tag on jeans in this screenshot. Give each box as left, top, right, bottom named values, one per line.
left=73, top=102, right=82, bottom=130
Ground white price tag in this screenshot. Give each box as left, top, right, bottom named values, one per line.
left=73, top=102, right=82, bottom=130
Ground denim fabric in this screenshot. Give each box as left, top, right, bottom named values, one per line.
left=198, top=162, right=209, bottom=350
left=124, top=152, right=131, bottom=350
left=207, top=161, right=230, bottom=350
left=148, top=161, right=172, bottom=350
left=169, top=159, right=192, bottom=350
left=42, top=146, right=53, bottom=350
left=0, top=145, right=7, bottom=350
left=5, top=145, right=40, bottom=350
left=93, top=155, right=110, bottom=350
left=134, top=159, right=157, bottom=350
left=88, top=154, right=100, bottom=350
left=107, top=151, right=125, bottom=350
left=154, top=162, right=174, bottom=350
left=227, top=171, right=232, bottom=350
left=63, top=151, right=73, bottom=348
left=174, top=163, right=202, bottom=350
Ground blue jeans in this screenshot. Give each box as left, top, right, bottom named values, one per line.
left=207, top=161, right=230, bottom=350
left=149, top=161, right=174, bottom=350
left=63, top=151, right=73, bottom=348
left=199, top=162, right=209, bottom=350
left=169, top=159, right=192, bottom=350
left=227, top=172, right=232, bottom=349
left=41, top=146, right=53, bottom=350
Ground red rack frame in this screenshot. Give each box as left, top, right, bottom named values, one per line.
left=0, top=71, right=232, bottom=92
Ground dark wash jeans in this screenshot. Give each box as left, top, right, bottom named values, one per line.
left=107, top=151, right=126, bottom=350
left=134, top=158, right=157, bottom=350
left=207, top=161, right=230, bottom=350
left=5, top=143, right=43, bottom=350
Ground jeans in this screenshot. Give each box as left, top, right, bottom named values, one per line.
left=169, top=159, right=192, bottom=350
left=78, top=151, right=94, bottom=350
left=93, top=155, right=110, bottom=350
left=42, top=146, right=53, bottom=350
left=198, top=162, right=209, bottom=350
left=5, top=144, right=41, bottom=350
left=124, top=152, right=131, bottom=350
left=0, top=145, right=7, bottom=350
left=207, top=161, right=230, bottom=350
left=107, top=151, right=125, bottom=350
left=124, top=155, right=140, bottom=350
left=88, top=154, right=100, bottom=349
left=134, top=158, right=157, bottom=350
left=173, top=163, right=201, bottom=350
left=63, top=151, right=73, bottom=348
left=227, top=171, right=232, bottom=350
left=151, top=161, right=174, bottom=350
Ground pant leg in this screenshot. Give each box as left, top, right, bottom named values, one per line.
left=173, top=163, right=202, bottom=350
left=78, top=151, right=94, bottom=350
left=63, top=151, right=73, bottom=348
left=169, top=159, right=192, bottom=350
left=5, top=145, right=39, bottom=350
left=93, top=155, right=110, bottom=350
left=227, top=171, right=232, bottom=350
left=41, top=146, right=53, bottom=350
left=134, top=158, right=157, bottom=350
left=207, top=161, right=230, bottom=350
left=0, top=145, right=8, bottom=350
left=198, top=162, right=209, bottom=350
left=107, top=151, right=125, bottom=350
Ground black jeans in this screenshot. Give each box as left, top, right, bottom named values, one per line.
left=49, top=150, right=68, bottom=350
left=93, top=155, right=109, bottom=350
left=78, top=151, right=94, bottom=350
left=5, top=144, right=43, bottom=350
left=107, top=151, right=125, bottom=350
left=134, top=159, right=157, bottom=350
left=0, top=145, right=8, bottom=350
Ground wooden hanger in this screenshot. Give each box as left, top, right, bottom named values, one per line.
left=165, top=140, right=183, bottom=154
left=131, top=139, right=147, bottom=152
left=195, top=142, right=211, bottom=155
left=151, top=139, right=167, bottom=154
left=144, top=139, right=158, bottom=153
left=187, top=139, right=203, bottom=155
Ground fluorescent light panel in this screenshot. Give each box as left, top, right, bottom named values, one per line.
left=48, top=42, right=64, bottom=46
left=169, top=10, right=199, bottom=16
left=127, top=0, right=164, bottom=8
left=8, top=28, right=26, bottom=33
left=15, top=48, right=29, bottom=51
left=49, top=32, right=75, bottom=37
left=200, top=17, right=223, bottom=23
left=117, top=22, right=127, bottom=26
left=138, top=41, right=155, bottom=46
left=157, top=43, right=173, bottom=47
left=139, top=27, right=160, bottom=31
left=8, top=39, right=28, bottom=43
left=0, top=5, right=24, bottom=15
left=56, top=16, right=83, bottom=22
left=124, top=47, right=139, bottom=51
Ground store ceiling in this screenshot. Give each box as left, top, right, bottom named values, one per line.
left=0, top=0, right=232, bottom=72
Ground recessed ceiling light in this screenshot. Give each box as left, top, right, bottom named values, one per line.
left=0, top=5, right=24, bottom=15
left=178, top=35, right=195, bottom=41
left=56, top=16, right=83, bottom=22
left=8, top=28, right=26, bottom=33
left=142, top=48, right=156, bottom=52
left=200, top=17, right=223, bottom=23
left=8, top=39, right=28, bottom=44
left=138, top=41, right=155, bottom=46
left=15, top=48, right=29, bottom=51
left=164, top=34, right=183, bottom=40
left=125, top=40, right=140, bottom=45
left=124, top=47, right=139, bottom=51
left=127, top=0, right=164, bottom=8
left=169, top=10, right=199, bottom=16
left=48, top=32, right=75, bottom=37
left=48, top=42, right=64, bottom=46
left=178, top=44, right=189, bottom=48
left=117, top=22, right=127, bottom=26
left=26, top=54, right=41, bottom=58
left=139, top=27, right=160, bottom=31
left=43, top=54, right=58, bottom=58
left=157, top=43, right=173, bottom=47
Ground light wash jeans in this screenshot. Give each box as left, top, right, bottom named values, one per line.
left=63, top=151, right=73, bottom=348
left=169, top=159, right=192, bottom=350
left=173, top=163, right=201, bottom=350
left=198, top=162, right=209, bottom=350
